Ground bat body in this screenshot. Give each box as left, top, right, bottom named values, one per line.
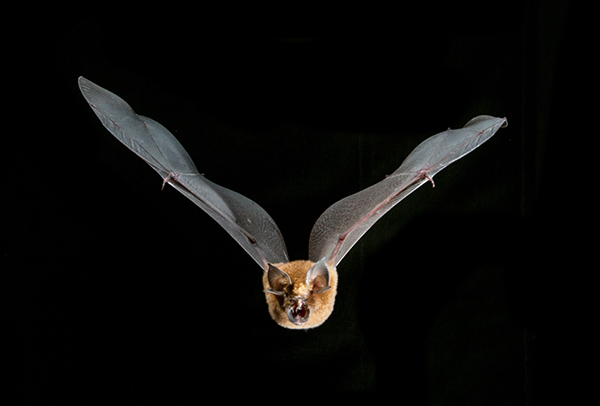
left=78, top=77, right=507, bottom=329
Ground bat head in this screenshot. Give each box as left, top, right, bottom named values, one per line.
left=263, top=258, right=338, bottom=329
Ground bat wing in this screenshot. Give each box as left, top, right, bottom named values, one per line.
left=78, top=77, right=289, bottom=269
left=308, top=115, right=507, bottom=266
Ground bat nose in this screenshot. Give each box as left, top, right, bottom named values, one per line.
left=288, top=298, right=310, bottom=325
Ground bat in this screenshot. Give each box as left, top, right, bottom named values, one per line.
left=78, top=76, right=507, bottom=329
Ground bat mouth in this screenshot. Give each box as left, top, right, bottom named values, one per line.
left=287, top=298, right=310, bottom=325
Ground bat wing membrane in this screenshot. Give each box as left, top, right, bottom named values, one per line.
left=308, top=115, right=507, bottom=266
left=78, top=77, right=288, bottom=269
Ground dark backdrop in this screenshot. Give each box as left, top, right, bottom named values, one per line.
left=3, top=2, right=578, bottom=403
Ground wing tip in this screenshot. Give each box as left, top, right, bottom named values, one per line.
left=77, top=76, right=89, bottom=87
left=77, top=76, right=94, bottom=97
left=463, top=115, right=508, bottom=131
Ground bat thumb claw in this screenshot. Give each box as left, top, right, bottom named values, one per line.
left=161, top=173, right=179, bottom=190
left=418, top=171, right=435, bottom=187
left=427, top=175, right=435, bottom=188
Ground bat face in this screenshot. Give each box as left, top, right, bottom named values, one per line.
left=262, top=259, right=338, bottom=329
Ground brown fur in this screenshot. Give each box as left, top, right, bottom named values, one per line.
left=262, top=260, right=338, bottom=329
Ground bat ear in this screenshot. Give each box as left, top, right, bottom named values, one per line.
left=306, top=257, right=331, bottom=294
left=267, top=264, right=291, bottom=296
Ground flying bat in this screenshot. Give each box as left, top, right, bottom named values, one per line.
left=78, top=76, right=507, bottom=329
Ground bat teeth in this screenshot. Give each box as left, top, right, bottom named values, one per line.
left=288, top=298, right=310, bottom=325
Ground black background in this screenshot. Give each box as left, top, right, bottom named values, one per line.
left=2, top=2, right=582, bottom=403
